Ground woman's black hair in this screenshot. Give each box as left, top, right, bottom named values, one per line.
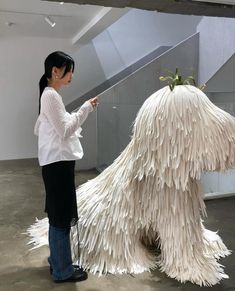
left=38, top=51, right=75, bottom=113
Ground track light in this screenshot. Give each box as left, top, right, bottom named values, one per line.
left=44, top=16, right=56, bottom=28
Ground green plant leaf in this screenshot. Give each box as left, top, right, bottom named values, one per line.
left=159, top=68, right=202, bottom=90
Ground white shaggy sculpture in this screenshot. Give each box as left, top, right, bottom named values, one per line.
left=28, top=83, right=235, bottom=286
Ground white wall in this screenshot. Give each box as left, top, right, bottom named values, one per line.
left=92, top=9, right=201, bottom=79
left=0, top=36, right=99, bottom=170
left=0, top=36, right=72, bottom=160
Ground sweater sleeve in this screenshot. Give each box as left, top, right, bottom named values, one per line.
left=41, top=90, right=93, bottom=139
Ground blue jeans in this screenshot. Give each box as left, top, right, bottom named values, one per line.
left=48, top=225, right=74, bottom=280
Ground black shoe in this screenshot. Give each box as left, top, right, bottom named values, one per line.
left=54, top=268, right=88, bottom=283
left=50, top=264, right=82, bottom=275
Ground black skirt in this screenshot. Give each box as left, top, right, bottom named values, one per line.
left=42, top=160, right=78, bottom=228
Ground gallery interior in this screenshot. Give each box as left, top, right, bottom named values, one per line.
left=0, top=0, right=235, bottom=290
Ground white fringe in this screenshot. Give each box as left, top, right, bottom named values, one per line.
left=26, top=217, right=49, bottom=249
left=27, top=85, right=234, bottom=286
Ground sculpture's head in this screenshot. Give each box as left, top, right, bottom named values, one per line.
left=132, top=81, right=235, bottom=190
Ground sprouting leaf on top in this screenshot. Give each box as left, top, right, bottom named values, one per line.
left=159, top=68, right=206, bottom=91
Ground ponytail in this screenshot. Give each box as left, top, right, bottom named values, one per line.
left=39, top=74, right=48, bottom=114
left=38, top=51, right=75, bottom=114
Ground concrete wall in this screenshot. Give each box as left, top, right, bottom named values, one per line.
left=93, top=9, right=201, bottom=79
left=62, top=42, right=107, bottom=106
left=197, top=16, right=235, bottom=85
left=69, top=9, right=201, bottom=169
left=195, top=17, right=235, bottom=196
left=205, top=54, right=235, bottom=93
left=96, top=33, right=199, bottom=169
left=201, top=54, right=235, bottom=196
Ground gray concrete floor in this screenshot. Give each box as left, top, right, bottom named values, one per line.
left=0, top=159, right=234, bottom=291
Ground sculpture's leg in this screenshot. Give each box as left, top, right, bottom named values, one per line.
left=156, top=179, right=230, bottom=286
left=70, top=185, right=158, bottom=275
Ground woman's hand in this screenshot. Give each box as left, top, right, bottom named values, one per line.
left=89, top=97, right=99, bottom=108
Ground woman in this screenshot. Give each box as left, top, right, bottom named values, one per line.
left=34, top=51, right=98, bottom=283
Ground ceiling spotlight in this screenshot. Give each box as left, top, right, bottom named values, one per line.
left=45, top=16, right=56, bottom=28
left=60, top=2, right=64, bottom=4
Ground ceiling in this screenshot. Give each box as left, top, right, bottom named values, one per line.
left=0, top=0, right=234, bottom=43
left=0, top=0, right=128, bottom=44
left=44, top=0, right=235, bottom=17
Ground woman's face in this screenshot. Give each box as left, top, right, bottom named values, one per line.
left=53, top=66, right=74, bottom=86
left=60, top=67, right=74, bottom=86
